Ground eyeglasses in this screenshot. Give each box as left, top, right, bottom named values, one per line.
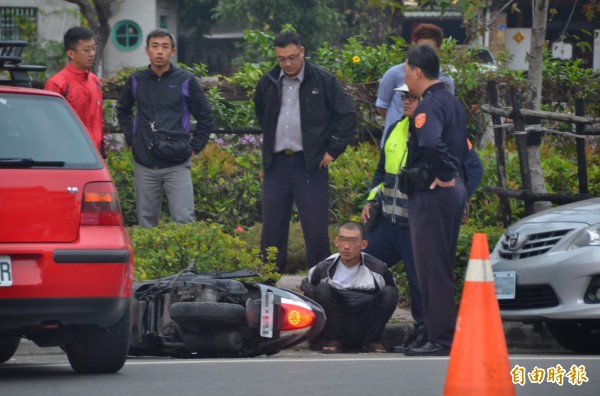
left=76, top=45, right=98, bottom=54
left=276, top=52, right=301, bottom=64
left=400, top=93, right=419, bottom=103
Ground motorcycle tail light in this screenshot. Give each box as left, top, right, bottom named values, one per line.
left=279, top=299, right=315, bottom=331
left=81, top=182, right=124, bottom=226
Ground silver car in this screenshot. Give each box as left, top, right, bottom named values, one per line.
left=490, top=198, right=600, bottom=353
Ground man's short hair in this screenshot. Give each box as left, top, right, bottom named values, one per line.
left=274, top=32, right=302, bottom=48
left=64, top=27, right=94, bottom=51
left=338, top=221, right=365, bottom=240
left=414, top=23, right=444, bottom=48
left=406, top=45, right=440, bottom=80
left=146, top=28, right=176, bottom=48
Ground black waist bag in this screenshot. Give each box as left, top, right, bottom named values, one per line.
left=150, top=130, right=192, bottom=162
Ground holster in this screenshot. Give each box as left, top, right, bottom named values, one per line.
left=398, top=163, right=433, bottom=195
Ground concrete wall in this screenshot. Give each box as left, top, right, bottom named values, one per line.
left=104, top=0, right=178, bottom=75
left=2, top=0, right=79, bottom=43
left=2, top=0, right=179, bottom=77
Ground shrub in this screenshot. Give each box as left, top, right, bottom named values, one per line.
left=107, top=142, right=379, bottom=229
left=106, top=150, right=137, bottom=226
left=329, top=142, right=379, bottom=223
left=130, top=221, right=279, bottom=284
left=454, top=224, right=505, bottom=303
left=237, top=222, right=311, bottom=274
left=192, top=142, right=263, bottom=228
left=389, top=223, right=504, bottom=307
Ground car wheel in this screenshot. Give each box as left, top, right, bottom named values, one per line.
left=66, top=302, right=131, bottom=373
left=169, top=302, right=246, bottom=326
left=546, top=321, right=600, bottom=354
left=0, top=336, right=20, bottom=363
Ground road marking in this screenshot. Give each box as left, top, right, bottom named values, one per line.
left=3, top=355, right=600, bottom=370
left=122, top=355, right=600, bottom=365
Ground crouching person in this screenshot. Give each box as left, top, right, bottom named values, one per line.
left=305, top=221, right=398, bottom=353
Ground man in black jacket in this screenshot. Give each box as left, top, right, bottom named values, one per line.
left=306, top=222, right=398, bottom=353
left=116, top=29, right=214, bottom=227
left=254, top=32, right=357, bottom=272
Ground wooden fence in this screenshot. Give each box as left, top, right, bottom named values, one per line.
left=481, top=81, right=600, bottom=226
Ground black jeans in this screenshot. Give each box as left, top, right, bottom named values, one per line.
left=313, top=282, right=398, bottom=347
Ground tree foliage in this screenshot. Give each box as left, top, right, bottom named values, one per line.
left=213, top=0, right=345, bottom=51
left=65, top=0, right=114, bottom=73
left=176, top=0, right=219, bottom=40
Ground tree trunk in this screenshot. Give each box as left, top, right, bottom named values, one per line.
left=525, top=0, right=552, bottom=212
left=65, top=0, right=114, bottom=77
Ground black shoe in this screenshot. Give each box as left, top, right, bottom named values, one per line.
left=391, top=335, right=427, bottom=353
left=391, top=340, right=421, bottom=353
left=404, top=341, right=450, bottom=356
left=391, top=344, right=408, bottom=353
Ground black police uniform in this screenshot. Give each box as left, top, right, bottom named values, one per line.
left=405, top=81, right=467, bottom=348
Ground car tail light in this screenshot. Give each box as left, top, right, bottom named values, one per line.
left=80, top=182, right=124, bottom=226
left=279, top=298, right=315, bottom=331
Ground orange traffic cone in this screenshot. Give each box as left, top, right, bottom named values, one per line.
left=444, top=233, right=515, bottom=396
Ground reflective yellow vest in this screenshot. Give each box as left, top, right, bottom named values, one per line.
left=367, top=117, right=410, bottom=225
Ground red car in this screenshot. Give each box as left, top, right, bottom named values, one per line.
left=0, top=42, right=134, bottom=373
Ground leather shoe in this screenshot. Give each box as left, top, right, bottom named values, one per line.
left=391, top=340, right=421, bottom=353
left=404, top=341, right=450, bottom=356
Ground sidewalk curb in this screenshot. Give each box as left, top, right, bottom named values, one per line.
left=380, top=322, right=566, bottom=352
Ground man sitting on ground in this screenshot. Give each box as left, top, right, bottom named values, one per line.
left=305, top=221, right=398, bottom=353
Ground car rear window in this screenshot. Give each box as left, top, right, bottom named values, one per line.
left=0, top=92, right=102, bottom=169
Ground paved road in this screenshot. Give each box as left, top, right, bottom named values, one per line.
left=2, top=351, right=599, bottom=396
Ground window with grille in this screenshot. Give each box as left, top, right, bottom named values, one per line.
left=112, top=20, right=142, bottom=51
left=0, top=7, right=37, bottom=41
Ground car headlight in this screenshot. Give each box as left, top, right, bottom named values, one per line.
left=568, top=224, right=600, bottom=249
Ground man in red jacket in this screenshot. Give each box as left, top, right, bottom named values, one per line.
left=45, top=27, right=104, bottom=156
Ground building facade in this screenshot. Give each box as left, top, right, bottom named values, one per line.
left=0, top=0, right=179, bottom=76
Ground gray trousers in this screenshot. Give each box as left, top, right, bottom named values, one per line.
left=134, top=160, right=195, bottom=227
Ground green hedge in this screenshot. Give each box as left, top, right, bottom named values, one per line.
left=129, top=221, right=279, bottom=284
left=108, top=137, right=599, bottom=300
left=107, top=141, right=378, bottom=229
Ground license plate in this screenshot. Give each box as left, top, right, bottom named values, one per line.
left=0, top=255, right=13, bottom=287
left=494, top=271, right=516, bottom=300
left=259, top=289, right=275, bottom=338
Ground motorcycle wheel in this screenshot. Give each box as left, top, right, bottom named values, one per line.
left=169, top=302, right=246, bottom=325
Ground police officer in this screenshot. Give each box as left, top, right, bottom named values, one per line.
left=361, top=84, right=424, bottom=349
left=401, top=45, right=467, bottom=356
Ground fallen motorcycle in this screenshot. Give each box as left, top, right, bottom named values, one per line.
left=129, top=269, right=325, bottom=357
